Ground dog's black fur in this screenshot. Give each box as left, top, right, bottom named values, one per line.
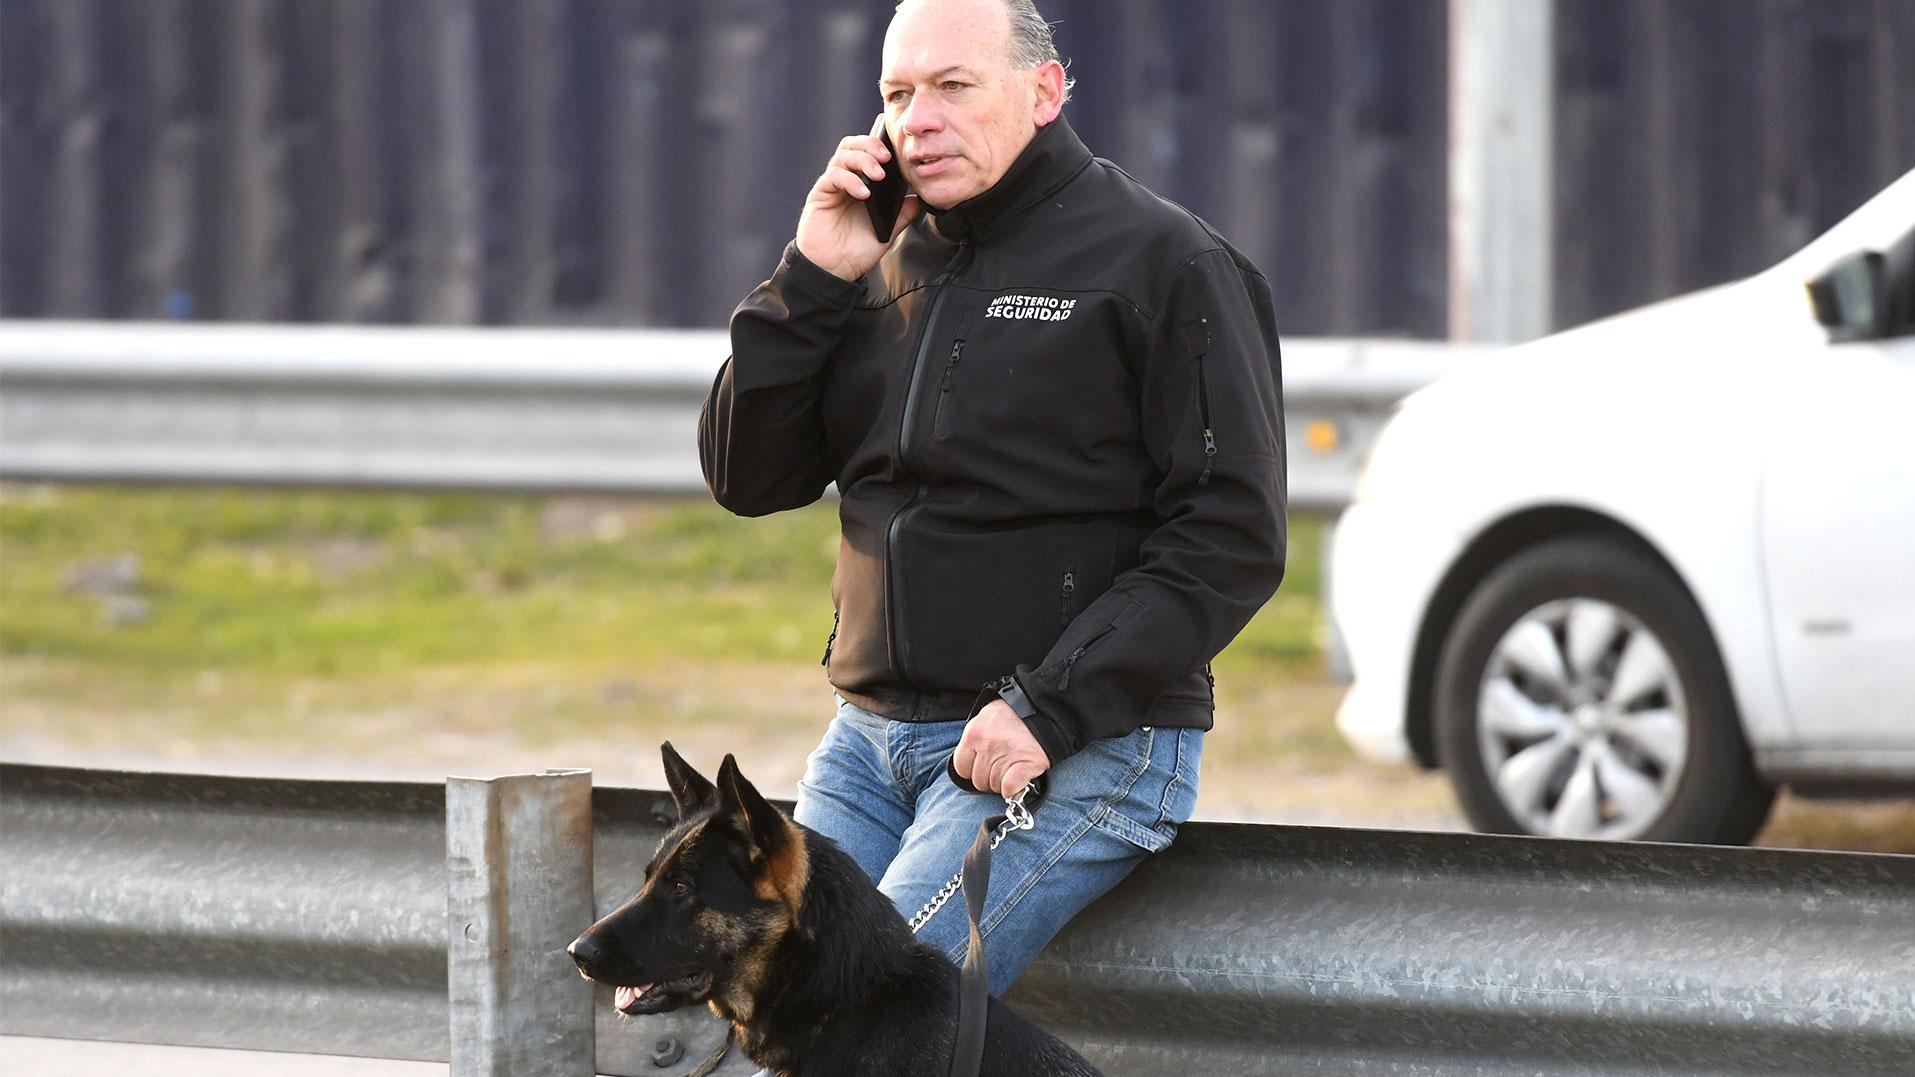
left=568, top=744, right=1102, bottom=1077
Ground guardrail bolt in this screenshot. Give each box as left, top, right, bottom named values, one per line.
left=651, top=1034, right=685, bottom=1068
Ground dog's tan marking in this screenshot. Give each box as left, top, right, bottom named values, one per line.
left=627, top=821, right=708, bottom=914
left=706, top=908, right=790, bottom=1027
left=693, top=907, right=753, bottom=950
left=750, top=816, right=809, bottom=920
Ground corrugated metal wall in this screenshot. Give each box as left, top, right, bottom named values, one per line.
left=1552, top=0, right=1915, bottom=329
left=1, top=0, right=1910, bottom=337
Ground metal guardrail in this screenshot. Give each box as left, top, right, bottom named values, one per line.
left=4, top=763, right=1911, bottom=1075
left=0, top=321, right=1478, bottom=512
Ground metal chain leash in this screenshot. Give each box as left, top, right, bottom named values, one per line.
left=907, top=787, right=1036, bottom=934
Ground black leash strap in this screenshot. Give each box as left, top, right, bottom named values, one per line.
left=949, top=813, right=1000, bottom=1077
left=684, top=1026, right=733, bottom=1077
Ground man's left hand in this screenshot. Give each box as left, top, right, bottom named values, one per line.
left=953, top=701, right=1052, bottom=798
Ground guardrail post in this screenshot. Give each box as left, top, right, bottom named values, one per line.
left=447, top=768, right=596, bottom=1077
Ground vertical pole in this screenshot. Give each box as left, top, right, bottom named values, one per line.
left=420, top=0, right=486, bottom=323
left=447, top=769, right=596, bottom=1077
left=46, top=0, right=106, bottom=318
left=1320, top=514, right=1352, bottom=683
left=1449, top=0, right=1555, bottom=343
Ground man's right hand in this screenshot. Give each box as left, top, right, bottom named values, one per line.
left=795, top=121, right=923, bottom=282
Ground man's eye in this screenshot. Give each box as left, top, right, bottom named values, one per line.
left=885, top=90, right=909, bottom=104
left=941, top=81, right=965, bottom=93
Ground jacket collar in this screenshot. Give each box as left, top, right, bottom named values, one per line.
left=926, top=116, right=1093, bottom=244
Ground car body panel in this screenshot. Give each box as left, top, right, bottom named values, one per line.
left=1757, top=334, right=1915, bottom=750
left=1331, top=168, right=1915, bottom=787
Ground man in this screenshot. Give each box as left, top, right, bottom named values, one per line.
left=698, top=0, right=1285, bottom=995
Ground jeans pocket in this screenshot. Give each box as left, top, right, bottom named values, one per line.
left=1090, top=804, right=1174, bottom=853
left=1154, top=728, right=1204, bottom=831
left=1080, top=727, right=1202, bottom=854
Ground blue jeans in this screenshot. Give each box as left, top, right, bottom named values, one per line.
left=794, top=696, right=1203, bottom=995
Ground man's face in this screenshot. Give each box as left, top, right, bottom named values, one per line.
left=879, top=0, right=1049, bottom=209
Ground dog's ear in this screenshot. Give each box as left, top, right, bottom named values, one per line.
left=716, top=753, right=790, bottom=860
left=661, top=742, right=719, bottom=819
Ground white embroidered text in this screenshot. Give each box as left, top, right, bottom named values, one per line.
left=985, top=295, right=1076, bottom=321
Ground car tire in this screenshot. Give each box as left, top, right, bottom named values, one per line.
left=1435, top=535, right=1775, bottom=844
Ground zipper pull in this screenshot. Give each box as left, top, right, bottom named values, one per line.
left=1193, top=319, right=1218, bottom=487
left=1057, top=643, right=1089, bottom=690
left=820, top=611, right=839, bottom=667
left=941, top=339, right=964, bottom=390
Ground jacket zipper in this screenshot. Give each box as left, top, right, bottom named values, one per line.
left=1059, top=570, right=1076, bottom=627
left=884, top=243, right=974, bottom=695
left=1052, top=622, right=1115, bottom=691
left=820, top=609, right=839, bottom=668
left=930, top=338, right=966, bottom=437
left=1194, top=317, right=1217, bottom=487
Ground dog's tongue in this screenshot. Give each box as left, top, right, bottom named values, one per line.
left=615, top=984, right=654, bottom=1012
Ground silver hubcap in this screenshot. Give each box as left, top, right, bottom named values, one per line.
left=1477, top=598, right=1689, bottom=839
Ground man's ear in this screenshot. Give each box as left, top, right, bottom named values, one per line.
left=716, top=754, right=790, bottom=860
left=1030, top=59, right=1066, bottom=127
left=661, top=742, right=718, bottom=819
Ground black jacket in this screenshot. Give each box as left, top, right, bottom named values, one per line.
left=700, top=118, right=1286, bottom=767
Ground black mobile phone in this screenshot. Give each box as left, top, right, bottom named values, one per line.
left=864, top=117, right=910, bottom=243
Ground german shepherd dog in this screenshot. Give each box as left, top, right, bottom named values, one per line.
left=568, top=744, right=1103, bottom=1077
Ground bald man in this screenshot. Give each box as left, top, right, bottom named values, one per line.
left=701, top=0, right=1286, bottom=995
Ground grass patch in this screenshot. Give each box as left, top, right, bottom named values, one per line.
left=6, top=486, right=1911, bottom=851
left=0, top=486, right=844, bottom=677
left=0, top=484, right=1332, bottom=759
left=0, top=484, right=1320, bottom=674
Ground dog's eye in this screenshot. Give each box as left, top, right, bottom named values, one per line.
left=670, top=880, right=691, bottom=899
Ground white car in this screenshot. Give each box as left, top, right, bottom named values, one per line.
left=1330, top=169, right=1915, bottom=844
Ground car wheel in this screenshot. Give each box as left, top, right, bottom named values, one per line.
left=1435, top=535, right=1775, bottom=844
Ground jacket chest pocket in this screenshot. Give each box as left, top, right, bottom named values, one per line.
left=930, top=301, right=1136, bottom=449
left=928, top=336, right=968, bottom=439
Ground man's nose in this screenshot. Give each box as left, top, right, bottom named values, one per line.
left=899, top=97, right=942, bottom=138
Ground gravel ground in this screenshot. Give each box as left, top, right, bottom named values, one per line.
left=0, top=1038, right=439, bottom=1076
left=7, top=727, right=1909, bottom=851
